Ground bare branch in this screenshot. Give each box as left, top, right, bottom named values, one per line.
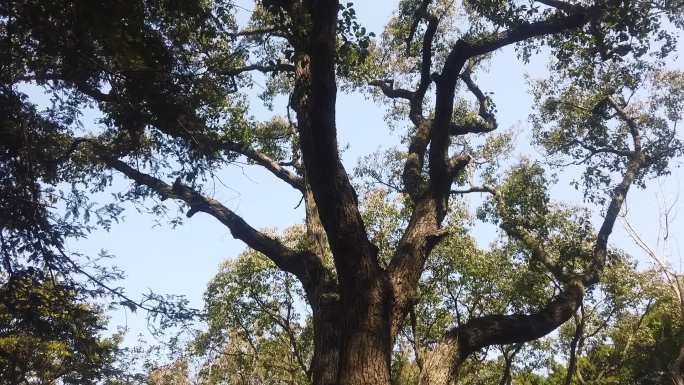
left=227, top=28, right=288, bottom=39
left=607, top=96, right=642, bottom=153
left=586, top=151, right=645, bottom=285
left=450, top=67, right=498, bottom=136
left=499, top=221, right=569, bottom=283
left=221, top=142, right=304, bottom=191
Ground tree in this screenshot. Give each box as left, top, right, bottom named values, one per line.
left=180, top=190, right=681, bottom=385
left=1, top=1, right=683, bottom=385
left=502, top=259, right=682, bottom=385
left=192, top=227, right=313, bottom=385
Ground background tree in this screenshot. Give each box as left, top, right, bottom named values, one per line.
left=1, top=1, right=683, bottom=385
left=0, top=269, right=123, bottom=385
left=622, top=190, right=684, bottom=384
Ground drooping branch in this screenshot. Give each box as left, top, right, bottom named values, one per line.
left=55, top=69, right=305, bottom=192
left=97, top=152, right=328, bottom=295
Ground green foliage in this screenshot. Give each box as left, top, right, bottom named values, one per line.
left=192, top=228, right=312, bottom=385
left=0, top=269, right=122, bottom=385
left=531, top=66, right=684, bottom=203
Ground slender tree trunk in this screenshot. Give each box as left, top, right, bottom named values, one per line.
left=564, top=309, right=585, bottom=385
left=499, top=344, right=523, bottom=385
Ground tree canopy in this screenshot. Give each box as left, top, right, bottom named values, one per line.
left=1, top=0, right=684, bottom=384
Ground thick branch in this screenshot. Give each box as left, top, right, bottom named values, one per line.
left=422, top=134, right=645, bottom=383
left=223, top=63, right=295, bottom=76
left=467, top=10, right=592, bottom=57
left=457, top=280, right=584, bottom=356
left=293, top=0, right=381, bottom=289
left=418, top=282, right=583, bottom=385
left=99, top=153, right=327, bottom=294
left=369, top=80, right=414, bottom=101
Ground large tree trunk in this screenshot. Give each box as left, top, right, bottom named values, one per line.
left=310, top=298, right=342, bottom=385
left=291, top=2, right=395, bottom=381
left=337, top=283, right=393, bottom=385
left=308, top=271, right=394, bottom=385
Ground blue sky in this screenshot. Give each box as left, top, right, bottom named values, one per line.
left=39, top=1, right=682, bottom=345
